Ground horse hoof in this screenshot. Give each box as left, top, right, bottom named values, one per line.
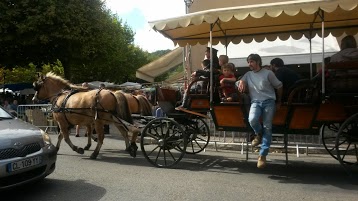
left=130, top=150, right=137, bottom=158
left=84, top=145, right=91, bottom=150
left=129, top=143, right=138, bottom=158
left=77, top=148, right=84, bottom=154
left=90, top=151, right=99, bottom=159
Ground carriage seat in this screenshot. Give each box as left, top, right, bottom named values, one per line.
left=157, top=87, right=186, bottom=118
left=325, top=61, right=358, bottom=95
left=287, top=78, right=320, bottom=105
left=186, top=78, right=210, bottom=112
left=187, top=78, right=209, bottom=95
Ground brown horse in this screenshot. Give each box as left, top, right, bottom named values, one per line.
left=118, top=91, right=152, bottom=116
left=32, top=72, right=140, bottom=159
left=80, top=91, right=153, bottom=144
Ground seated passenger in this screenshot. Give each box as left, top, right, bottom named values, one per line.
left=179, top=59, right=213, bottom=108
left=219, top=63, right=238, bottom=102
left=219, top=55, right=229, bottom=69
left=270, top=58, right=300, bottom=102
left=205, top=47, right=220, bottom=70
left=330, top=35, right=358, bottom=62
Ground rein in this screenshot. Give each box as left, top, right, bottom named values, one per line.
left=50, top=89, right=129, bottom=130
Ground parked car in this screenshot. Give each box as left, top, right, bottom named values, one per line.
left=0, top=105, right=57, bottom=191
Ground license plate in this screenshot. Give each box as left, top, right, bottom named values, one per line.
left=7, top=156, right=42, bottom=173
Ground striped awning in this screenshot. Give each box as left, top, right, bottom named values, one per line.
left=149, top=0, right=358, bottom=46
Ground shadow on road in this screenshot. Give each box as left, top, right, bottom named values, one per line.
left=1, top=178, right=106, bottom=201
left=52, top=133, right=358, bottom=190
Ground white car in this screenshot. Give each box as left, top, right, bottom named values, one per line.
left=0, top=106, right=57, bottom=191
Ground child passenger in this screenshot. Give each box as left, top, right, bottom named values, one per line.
left=219, top=63, right=238, bottom=102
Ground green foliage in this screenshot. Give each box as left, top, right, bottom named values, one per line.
left=0, top=0, right=152, bottom=84
left=0, top=61, right=64, bottom=84
left=148, top=50, right=171, bottom=60
left=40, top=60, right=65, bottom=76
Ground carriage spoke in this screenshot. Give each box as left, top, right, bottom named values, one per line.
left=355, top=144, right=358, bottom=162
left=193, top=139, right=204, bottom=148
left=195, top=135, right=208, bottom=142
left=146, top=133, right=160, bottom=140
left=154, top=148, right=162, bottom=164
left=328, top=124, right=340, bottom=131
left=188, top=139, right=204, bottom=153
left=148, top=145, right=160, bottom=156
left=339, top=141, right=354, bottom=162
left=337, top=138, right=348, bottom=147
left=166, top=149, right=177, bottom=162
left=163, top=149, right=167, bottom=166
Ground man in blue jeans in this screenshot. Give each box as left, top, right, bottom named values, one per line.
left=237, top=54, right=283, bottom=168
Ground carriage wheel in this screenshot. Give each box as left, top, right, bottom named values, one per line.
left=336, top=113, right=358, bottom=170
left=182, top=117, right=210, bottom=154
left=140, top=117, right=187, bottom=168
left=321, top=123, right=342, bottom=160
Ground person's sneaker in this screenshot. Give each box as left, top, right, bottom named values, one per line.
left=257, top=155, right=266, bottom=168
left=248, top=133, right=256, bottom=142
left=251, top=134, right=262, bottom=147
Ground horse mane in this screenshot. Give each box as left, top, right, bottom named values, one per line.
left=135, top=95, right=153, bottom=116
left=113, top=90, right=133, bottom=124
left=45, top=72, right=83, bottom=90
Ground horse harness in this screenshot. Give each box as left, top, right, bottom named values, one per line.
left=50, top=89, right=130, bottom=130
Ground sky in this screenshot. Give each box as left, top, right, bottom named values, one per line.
left=105, top=0, right=185, bottom=53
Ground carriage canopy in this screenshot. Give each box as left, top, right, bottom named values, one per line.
left=149, top=0, right=358, bottom=46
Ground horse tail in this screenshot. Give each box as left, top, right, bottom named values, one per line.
left=136, top=95, right=153, bottom=116
left=113, top=91, right=133, bottom=124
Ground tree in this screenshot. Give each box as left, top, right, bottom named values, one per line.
left=0, top=0, right=150, bottom=84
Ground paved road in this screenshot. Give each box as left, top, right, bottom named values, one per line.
left=3, top=132, right=358, bottom=201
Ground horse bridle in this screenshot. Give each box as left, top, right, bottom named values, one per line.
left=33, top=77, right=59, bottom=102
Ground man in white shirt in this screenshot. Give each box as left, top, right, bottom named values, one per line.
left=237, top=54, right=283, bottom=168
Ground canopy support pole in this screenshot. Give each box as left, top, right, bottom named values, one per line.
left=309, top=32, right=313, bottom=79
left=209, top=23, right=214, bottom=103
left=317, top=10, right=325, bottom=96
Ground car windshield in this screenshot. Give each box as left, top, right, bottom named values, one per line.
left=0, top=107, right=13, bottom=119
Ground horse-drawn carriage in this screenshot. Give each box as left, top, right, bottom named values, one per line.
left=32, top=0, right=358, bottom=173
left=32, top=61, right=358, bottom=172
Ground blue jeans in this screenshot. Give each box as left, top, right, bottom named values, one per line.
left=248, top=99, right=276, bottom=156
